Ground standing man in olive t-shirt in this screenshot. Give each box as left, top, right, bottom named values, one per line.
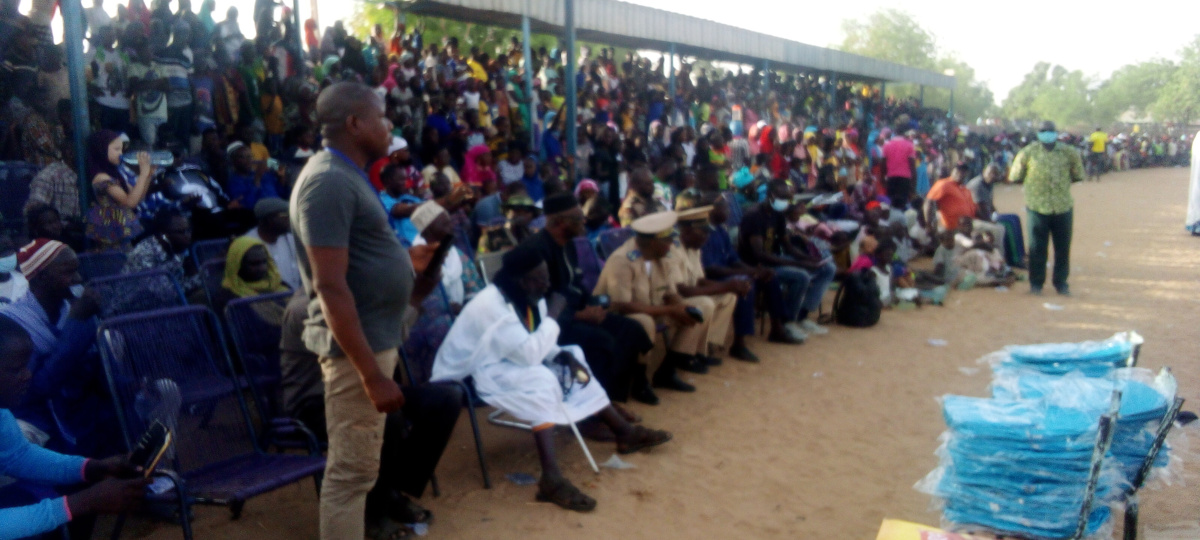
left=290, top=82, right=439, bottom=539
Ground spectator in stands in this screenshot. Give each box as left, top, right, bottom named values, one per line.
left=478, top=193, right=539, bottom=254
left=210, top=236, right=289, bottom=315
left=242, top=198, right=302, bottom=290
left=24, top=203, right=64, bottom=243
left=225, top=141, right=283, bottom=211
left=617, top=165, right=665, bottom=227
left=85, top=131, right=154, bottom=252
left=694, top=192, right=803, bottom=348
left=0, top=315, right=152, bottom=539
left=672, top=206, right=741, bottom=365
left=409, top=202, right=466, bottom=311
left=880, top=123, right=917, bottom=209
left=0, top=232, right=27, bottom=304
left=432, top=243, right=672, bottom=512
left=421, top=147, right=461, bottom=187
left=925, top=162, right=1005, bottom=255
left=278, top=291, right=460, bottom=536
left=0, top=239, right=116, bottom=456
left=738, top=180, right=835, bottom=341
left=522, top=193, right=653, bottom=408
left=122, top=207, right=203, bottom=300
left=520, top=156, right=545, bottom=202
left=497, top=144, right=524, bottom=185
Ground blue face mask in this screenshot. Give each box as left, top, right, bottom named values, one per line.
left=771, top=198, right=790, bottom=212
left=0, top=254, right=15, bottom=274
left=1037, top=131, right=1058, bottom=144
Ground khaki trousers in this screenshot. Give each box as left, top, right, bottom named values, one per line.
left=318, top=349, right=398, bottom=540
left=626, top=296, right=716, bottom=377
left=705, top=292, right=738, bottom=349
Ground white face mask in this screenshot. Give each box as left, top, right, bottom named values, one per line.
left=69, top=284, right=85, bottom=299
left=0, top=254, right=16, bottom=274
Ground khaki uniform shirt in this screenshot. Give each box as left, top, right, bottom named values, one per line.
left=593, top=238, right=681, bottom=305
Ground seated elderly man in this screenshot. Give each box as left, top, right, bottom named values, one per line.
left=0, top=239, right=115, bottom=456
left=432, top=243, right=671, bottom=512
left=672, top=206, right=742, bottom=364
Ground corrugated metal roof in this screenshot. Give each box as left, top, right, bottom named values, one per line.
left=399, top=0, right=956, bottom=89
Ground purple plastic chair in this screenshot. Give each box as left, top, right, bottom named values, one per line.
left=597, top=227, right=635, bottom=260
left=401, top=285, right=490, bottom=489
left=77, top=251, right=127, bottom=281
left=191, top=237, right=230, bottom=267
left=224, top=291, right=321, bottom=453
left=88, top=269, right=186, bottom=319
left=98, top=306, right=324, bottom=539
left=573, top=236, right=604, bottom=293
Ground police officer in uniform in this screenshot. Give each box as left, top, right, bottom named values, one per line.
left=672, top=205, right=743, bottom=365
left=593, top=211, right=713, bottom=401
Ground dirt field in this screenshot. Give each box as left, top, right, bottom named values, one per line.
left=132, top=166, right=1200, bottom=539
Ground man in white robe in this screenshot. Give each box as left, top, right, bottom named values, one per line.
left=432, top=243, right=671, bottom=512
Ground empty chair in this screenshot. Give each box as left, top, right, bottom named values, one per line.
left=77, top=250, right=127, bottom=281
left=191, top=237, right=231, bottom=267
left=597, top=227, right=634, bottom=260
left=88, top=269, right=186, bottom=319
left=224, top=291, right=319, bottom=452
left=97, top=306, right=324, bottom=539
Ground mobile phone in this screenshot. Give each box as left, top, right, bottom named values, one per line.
left=685, top=306, right=705, bottom=323
left=129, top=421, right=173, bottom=477
left=588, top=294, right=611, bottom=309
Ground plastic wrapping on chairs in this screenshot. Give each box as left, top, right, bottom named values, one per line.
left=88, top=269, right=187, bottom=319
left=191, top=238, right=230, bottom=267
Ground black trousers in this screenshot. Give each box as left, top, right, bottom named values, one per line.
left=297, top=383, right=462, bottom=499
left=559, top=313, right=653, bottom=403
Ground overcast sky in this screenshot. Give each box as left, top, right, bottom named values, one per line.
left=51, top=0, right=1198, bottom=105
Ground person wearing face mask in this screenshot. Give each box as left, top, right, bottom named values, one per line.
left=0, top=239, right=120, bottom=456
left=122, top=208, right=204, bottom=300
left=0, top=232, right=29, bottom=304
left=737, top=180, right=836, bottom=341
left=1009, top=121, right=1084, bottom=296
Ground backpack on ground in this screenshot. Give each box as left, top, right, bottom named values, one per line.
left=833, top=269, right=882, bottom=327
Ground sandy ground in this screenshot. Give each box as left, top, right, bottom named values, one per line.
left=128, top=166, right=1200, bottom=539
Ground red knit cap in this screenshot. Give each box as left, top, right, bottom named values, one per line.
left=17, top=239, right=68, bottom=280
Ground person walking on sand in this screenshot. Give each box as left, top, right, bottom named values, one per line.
left=1008, top=121, right=1083, bottom=296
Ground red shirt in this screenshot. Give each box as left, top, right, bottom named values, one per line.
left=926, top=178, right=977, bottom=230
left=882, top=137, right=916, bottom=179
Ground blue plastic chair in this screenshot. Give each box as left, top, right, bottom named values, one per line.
left=573, top=236, right=604, bottom=293
left=200, top=259, right=226, bottom=308
left=98, top=306, right=324, bottom=539
left=88, top=269, right=186, bottom=319
left=597, top=227, right=634, bottom=260
left=77, top=251, right=128, bottom=281
left=191, top=238, right=231, bottom=267
left=223, top=291, right=321, bottom=453
left=401, top=285, right=491, bottom=489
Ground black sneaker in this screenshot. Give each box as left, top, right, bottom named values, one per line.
left=630, top=383, right=659, bottom=405
left=729, top=344, right=760, bottom=362
left=652, top=373, right=696, bottom=392
left=701, top=354, right=723, bottom=367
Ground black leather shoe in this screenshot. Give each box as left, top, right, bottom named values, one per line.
left=701, top=354, right=723, bottom=366
left=630, top=383, right=660, bottom=405
left=652, top=373, right=696, bottom=392
left=729, top=344, right=760, bottom=363
left=677, top=355, right=709, bottom=374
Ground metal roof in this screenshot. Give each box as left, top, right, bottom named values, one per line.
left=398, top=0, right=956, bottom=89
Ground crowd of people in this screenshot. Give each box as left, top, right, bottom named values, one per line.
left=0, top=0, right=1196, bottom=537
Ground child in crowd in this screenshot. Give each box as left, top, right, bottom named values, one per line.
left=380, top=164, right=423, bottom=245
left=519, top=156, right=545, bottom=202
left=957, top=231, right=1015, bottom=287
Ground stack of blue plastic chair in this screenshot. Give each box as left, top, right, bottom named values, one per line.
left=923, top=395, right=1115, bottom=538
left=992, top=371, right=1172, bottom=486
left=996, top=337, right=1133, bottom=377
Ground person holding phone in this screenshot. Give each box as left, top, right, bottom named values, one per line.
left=0, top=315, right=151, bottom=540
left=290, top=82, right=442, bottom=540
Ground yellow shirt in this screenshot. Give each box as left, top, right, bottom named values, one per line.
left=1089, top=131, right=1107, bottom=153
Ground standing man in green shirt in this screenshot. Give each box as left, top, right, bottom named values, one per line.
left=1009, top=121, right=1084, bottom=296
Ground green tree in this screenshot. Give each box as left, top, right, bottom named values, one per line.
left=839, top=9, right=995, bottom=122
left=1151, top=35, right=1200, bottom=124
left=1001, top=63, right=1096, bottom=129
left=1092, top=59, right=1175, bottom=123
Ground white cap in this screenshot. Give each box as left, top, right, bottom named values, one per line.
left=388, top=136, right=408, bottom=154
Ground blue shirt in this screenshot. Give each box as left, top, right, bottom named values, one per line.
left=701, top=224, right=740, bottom=269
left=380, top=191, right=422, bottom=245
left=472, top=193, right=503, bottom=228
left=225, top=169, right=283, bottom=210
left=0, top=409, right=87, bottom=539
left=521, top=174, right=545, bottom=202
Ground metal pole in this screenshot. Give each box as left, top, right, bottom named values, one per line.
left=949, top=89, right=955, bottom=121
left=919, top=85, right=925, bottom=108
left=522, top=12, right=535, bottom=151
left=761, top=59, right=769, bottom=93
left=667, top=43, right=675, bottom=104
left=564, top=0, right=577, bottom=166
left=62, top=0, right=91, bottom=214
left=292, top=0, right=303, bottom=75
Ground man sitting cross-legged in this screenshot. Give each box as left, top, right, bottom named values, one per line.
left=432, top=243, right=672, bottom=512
